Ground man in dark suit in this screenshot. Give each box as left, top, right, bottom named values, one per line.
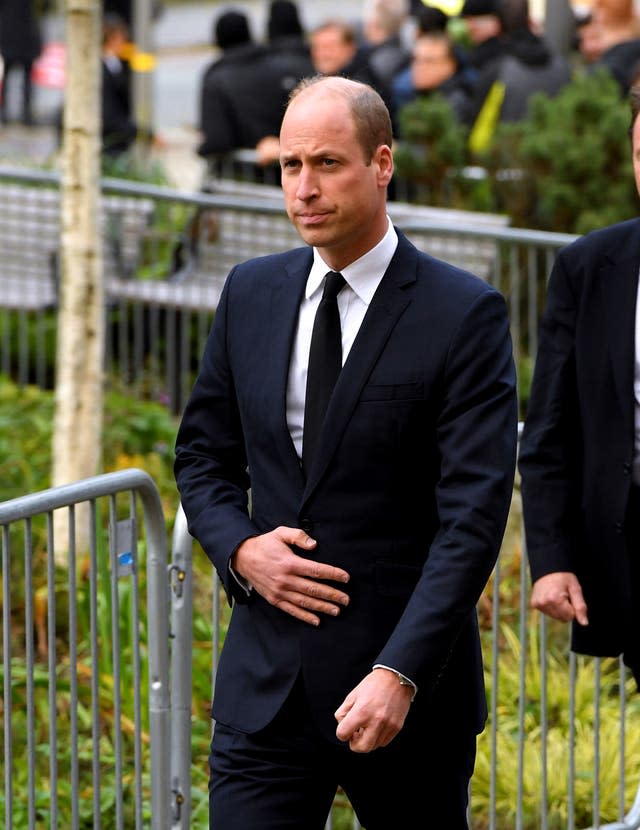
left=100, top=13, right=137, bottom=158
left=518, top=85, right=640, bottom=690
left=174, top=75, right=518, bottom=829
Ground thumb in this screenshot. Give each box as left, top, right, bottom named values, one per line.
left=568, top=580, right=589, bottom=626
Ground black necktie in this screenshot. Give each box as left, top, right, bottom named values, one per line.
left=302, top=271, right=346, bottom=476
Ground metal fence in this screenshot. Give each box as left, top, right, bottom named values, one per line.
left=0, top=469, right=172, bottom=830
left=1, top=471, right=640, bottom=829
left=169, top=497, right=640, bottom=830
left=0, top=165, right=577, bottom=415
left=2, top=166, right=639, bottom=829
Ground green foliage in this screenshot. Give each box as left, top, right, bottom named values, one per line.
left=0, top=377, right=179, bottom=508
left=393, top=69, right=639, bottom=233
left=394, top=94, right=479, bottom=208
left=2, top=379, right=640, bottom=827
left=482, top=69, right=638, bottom=233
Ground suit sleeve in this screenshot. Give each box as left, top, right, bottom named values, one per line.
left=518, top=247, right=582, bottom=582
left=174, top=269, right=259, bottom=605
left=375, top=287, right=518, bottom=684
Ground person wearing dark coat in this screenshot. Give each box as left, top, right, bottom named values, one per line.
left=0, top=0, right=46, bottom=125
left=591, top=36, right=640, bottom=95
left=100, top=13, right=137, bottom=157
left=459, top=0, right=508, bottom=72
left=266, top=0, right=314, bottom=97
left=462, top=0, right=571, bottom=146
left=197, top=10, right=293, bottom=171
left=309, top=18, right=396, bottom=130
left=392, top=30, right=475, bottom=123
left=361, top=0, right=412, bottom=90
left=518, top=85, right=640, bottom=692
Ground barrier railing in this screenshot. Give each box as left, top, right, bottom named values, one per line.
left=168, top=468, right=640, bottom=830
left=1, top=468, right=639, bottom=828
left=0, top=469, right=171, bottom=829
left=0, top=165, right=576, bottom=415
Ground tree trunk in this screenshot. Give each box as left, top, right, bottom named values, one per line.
left=52, top=0, right=103, bottom=561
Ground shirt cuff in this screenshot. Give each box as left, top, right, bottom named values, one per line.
left=373, top=664, right=417, bottom=701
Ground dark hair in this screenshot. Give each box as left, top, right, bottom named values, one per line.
left=214, top=10, right=251, bottom=50
left=103, top=12, right=129, bottom=45
left=288, top=75, right=393, bottom=163
left=268, top=0, right=304, bottom=41
left=416, top=6, right=449, bottom=33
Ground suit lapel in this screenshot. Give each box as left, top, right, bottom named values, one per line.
left=600, top=229, right=640, bottom=428
left=302, top=235, right=417, bottom=500
left=267, top=251, right=311, bottom=482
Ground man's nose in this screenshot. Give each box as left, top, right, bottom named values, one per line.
left=295, top=167, right=319, bottom=200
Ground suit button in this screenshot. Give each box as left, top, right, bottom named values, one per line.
left=300, top=518, right=314, bottom=535
left=624, top=463, right=632, bottom=475
left=615, top=521, right=623, bottom=534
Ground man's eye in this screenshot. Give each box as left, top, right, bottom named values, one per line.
left=322, top=159, right=337, bottom=167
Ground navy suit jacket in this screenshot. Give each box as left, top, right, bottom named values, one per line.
left=175, top=229, right=518, bottom=742
left=519, top=218, right=640, bottom=659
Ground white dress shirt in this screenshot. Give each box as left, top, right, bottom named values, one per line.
left=286, top=219, right=398, bottom=458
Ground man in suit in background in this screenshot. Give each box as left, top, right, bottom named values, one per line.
left=175, top=75, right=518, bottom=829
left=518, top=84, right=640, bottom=691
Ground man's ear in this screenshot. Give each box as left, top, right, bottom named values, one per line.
left=374, top=144, right=394, bottom=187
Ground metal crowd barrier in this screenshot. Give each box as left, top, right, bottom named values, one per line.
left=169, top=490, right=640, bottom=830
left=0, top=165, right=577, bottom=415
left=1, top=469, right=639, bottom=828
left=0, top=469, right=171, bottom=830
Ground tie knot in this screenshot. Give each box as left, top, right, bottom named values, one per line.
left=322, top=271, right=346, bottom=301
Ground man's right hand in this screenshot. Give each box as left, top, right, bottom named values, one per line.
left=530, top=571, right=589, bottom=625
left=231, top=527, right=350, bottom=626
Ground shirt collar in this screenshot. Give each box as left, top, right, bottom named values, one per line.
left=306, top=219, right=398, bottom=304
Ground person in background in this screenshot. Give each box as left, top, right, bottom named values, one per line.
left=265, top=0, right=314, bottom=93
left=100, top=13, right=138, bottom=158
left=392, top=29, right=475, bottom=120
left=309, top=18, right=394, bottom=120
left=0, top=0, right=48, bottom=126
left=518, top=83, right=640, bottom=696
left=197, top=9, right=291, bottom=180
left=389, top=3, right=458, bottom=110
left=573, top=9, right=606, bottom=66
left=459, top=0, right=507, bottom=72
left=255, top=0, right=314, bottom=168
left=174, top=73, right=518, bottom=830
left=463, top=0, right=571, bottom=152
left=587, top=0, right=640, bottom=95
left=361, top=0, right=413, bottom=89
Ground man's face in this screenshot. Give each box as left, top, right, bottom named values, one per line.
left=279, top=87, right=393, bottom=271
left=411, top=37, right=456, bottom=91
left=310, top=27, right=356, bottom=75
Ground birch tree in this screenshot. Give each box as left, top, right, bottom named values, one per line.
left=52, top=0, right=103, bottom=558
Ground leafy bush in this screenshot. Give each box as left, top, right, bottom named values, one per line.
left=393, top=69, right=639, bottom=233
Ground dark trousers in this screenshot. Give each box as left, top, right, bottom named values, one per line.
left=208, top=675, right=477, bottom=830
left=0, top=58, right=35, bottom=124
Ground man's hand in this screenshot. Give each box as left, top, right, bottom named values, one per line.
left=255, top=135, right=280, bottom=166
left=334, top=669, right=413, bottom=753
left=530, top=571, right=589, bottom=625
left=232, top=527, right=350, bottom=625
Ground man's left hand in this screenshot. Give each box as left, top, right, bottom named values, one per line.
left=334, top=669, right=413, bottom=753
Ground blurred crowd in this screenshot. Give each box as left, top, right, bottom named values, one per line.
left=192, top=0, right=640, bottom=180
left=1, top=0, right=639, bottom=173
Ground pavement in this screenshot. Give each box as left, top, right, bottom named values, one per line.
left=0, top=0, right=366, bottom=190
